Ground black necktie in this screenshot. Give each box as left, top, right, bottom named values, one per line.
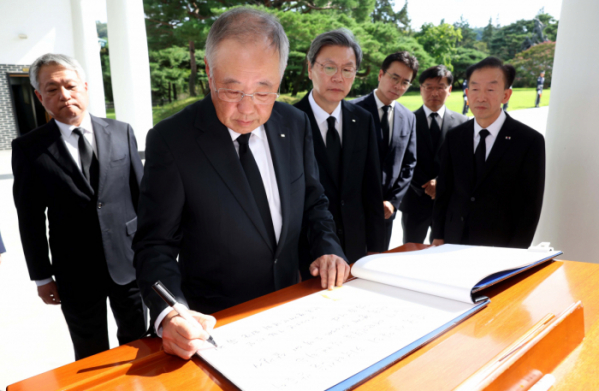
left=237, top=133, right=276, bottom=248
left=380, top=105, right=391, bottom=156
left=474, top=129, right=490, bottom=184
left=429, top=112, right=441, bottom=150
left=72, top=127, right=99, bottom=193
left=326, top=116, right=341, bottom=186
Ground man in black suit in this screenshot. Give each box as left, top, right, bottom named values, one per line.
left=353, top=51, right=418, bottom=249
left=12, top=54, right=146, bottom=360
left=294, top=29, right=385, bottom=267
left=400, top=65, right=468, bottom=244
left=133, top=8, right=349, bottom=360
left=432, top=57, right=545, bottom=248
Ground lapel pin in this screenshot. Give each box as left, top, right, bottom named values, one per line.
left=281, top=134, right=285, bottom=137
left=506, top=136, right=511, bottom=140
left=352, top=119, right=356, bottom=123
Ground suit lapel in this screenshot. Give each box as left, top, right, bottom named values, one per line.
left=194, top=97, right=274, bottom=253
left=387, top=102, right=404, bottom=159
left=91, top=115, right=111, bottom=196
left=474, top=115, right=516, bottom=192
left=364, top=93, right=382, bottom=136
left=45, top=120, right=94, bottom=196
left=264, top=107, right=289, bottom=257
left=437, top=109, right=455, bottom=156
left=460, top=121, right=476, bottom=189
left=341, top=101, right=357, bottom=190
left=296, top=93, right=339, bottom=188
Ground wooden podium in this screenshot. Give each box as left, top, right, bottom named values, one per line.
left=8, top=243, right=599, bottom=390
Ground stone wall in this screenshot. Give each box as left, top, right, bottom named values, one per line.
left=0, top=64, right=29, bottom=150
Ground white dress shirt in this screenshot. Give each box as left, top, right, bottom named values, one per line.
left=35, top=113, right=96, bottom=288
left=473, top=109, right=507, bottom=160
left=155, top=124, right=284, bottom=336
left=373, top=89, right=396, bottom=145
left=309, top=91, right=343, bottom=146
left=422, top=104, right=446, bottom=129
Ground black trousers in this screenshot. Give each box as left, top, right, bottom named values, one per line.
left=59, top=261, right=146, bottom=361
left=401, top=209, right=432, bottom=244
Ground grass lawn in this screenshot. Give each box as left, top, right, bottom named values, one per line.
left=105, top=88, right=550, bottom=125
left=388, top=87, right=551, bottom=116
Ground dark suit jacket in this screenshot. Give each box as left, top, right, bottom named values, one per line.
left=432, top=114, right=546, bottom=248
left=12, top=116, right=143, bottom=290
left=400, top=106, right=469, bottom=214
left=352, top=92, right=417, bottom=211
left=133, top=95, right=344, bottom=321
left=294, top=93, right=385, bottom=265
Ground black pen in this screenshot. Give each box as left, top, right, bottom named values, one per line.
left=152, top=281, right=218, bottom=348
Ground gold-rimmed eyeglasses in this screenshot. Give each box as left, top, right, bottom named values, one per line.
left=314, top=61, right=357, bottom=79
left=385, top=72, right=412, bottom=88
left=214, top=88, right=280, bottom=104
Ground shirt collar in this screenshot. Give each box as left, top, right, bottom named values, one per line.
left=55, top=112, right=93, bottom=139
left=228, top=125, right=265, bottom=142
left=422, top=104, right=446, bottom=120
left=309, top=90, right=342, bottom=126
left=474, top=109, right=507, bottom=138
left=373, top=89, right=396, bottom=111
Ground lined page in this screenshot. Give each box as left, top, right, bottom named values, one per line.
left=198, top=279, right=477, bottom=391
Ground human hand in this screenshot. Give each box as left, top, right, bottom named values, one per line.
left=309, top=254, right=350, bottom=290
left=38, top=281, right=61, bottom=305
left=422, top=179, right=437, bottom=199
left=161, top=309, right=217, bottom=360
left=383, top=201, right=395, bottom=219
left=432, top=239, right=444, bottom=247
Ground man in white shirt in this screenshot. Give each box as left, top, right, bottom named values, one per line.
left=353, top=51, right=419, bottom=249
left=12, top=53, right=146, bottom=360
left=133, top=8, right=349, bottom=361
left=399, top=65, right=468, bottom=244
left=432, top=57, right=546, bottom=248
left=294, top=29, right=386, bottom=267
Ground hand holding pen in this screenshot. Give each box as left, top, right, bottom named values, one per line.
left=153, top=281, right=218, bottom=360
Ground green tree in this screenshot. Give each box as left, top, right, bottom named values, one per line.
left=453, top=16, right=477, bottom=49
left=414, top=22, right=462, bottom=70
left=451, top=47, right=488, bottom=87
left=481, top=18, right=496, bottom=45
left=372, top=0, right=411, bottom=33
left=508, top=41, right=555, bottom=88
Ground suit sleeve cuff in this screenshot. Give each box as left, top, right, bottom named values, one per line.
left=35, top=278, right=54, bottom=287
left=155, top=306, right=178, bottom=338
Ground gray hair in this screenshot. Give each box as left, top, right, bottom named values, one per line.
left=205, top=8, right=289, bottom=77
left=307, top=29, right=363, bottom=70
left=29, top=53, right=86, bottom=91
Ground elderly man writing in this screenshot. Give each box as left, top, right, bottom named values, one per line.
left=133, top=8, right=349, bottom=360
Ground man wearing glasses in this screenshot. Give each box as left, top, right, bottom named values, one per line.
left=399, top=65, right=468, bottom=244
left=133, top=8, right=349, bottom=360
left=353, top=51, right=418, bottom=249
left=295, top=29, right=385, bottom=273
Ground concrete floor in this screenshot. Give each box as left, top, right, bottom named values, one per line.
left=0, top=106, right=549, bottom=388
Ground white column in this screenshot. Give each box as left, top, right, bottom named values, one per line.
left=534, top=0, right=599, bottom=263
left=106, top=0, right=153, bottom=151
left=70, top=0, right=106, bottom=117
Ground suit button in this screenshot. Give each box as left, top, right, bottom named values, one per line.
left=98, top=202, right=103, bottom=209
left=461, top=216, right=464, bottom=222
left=341, top=200, right=345, bottom=206
left=471, top=197, right=475, bottom=202
left=274, top=259, right=278, bottom=264
left=337, top=228, right=343, bottom=235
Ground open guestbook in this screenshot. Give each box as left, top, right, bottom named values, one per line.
left=197, top=244, right=562, bottom=391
